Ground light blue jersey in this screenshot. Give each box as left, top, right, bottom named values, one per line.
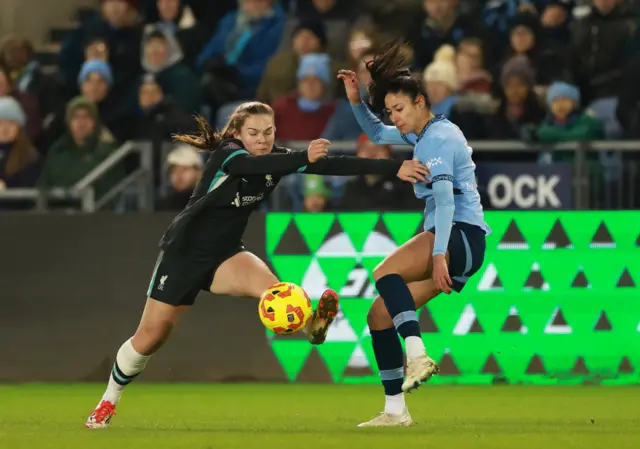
left=352, top=102, right=491, bottom=256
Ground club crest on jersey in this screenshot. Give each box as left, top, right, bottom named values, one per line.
left=265, top=175, right=274, bottom=187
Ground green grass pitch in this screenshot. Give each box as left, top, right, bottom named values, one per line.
left=0, top=384, right=639, bottom=449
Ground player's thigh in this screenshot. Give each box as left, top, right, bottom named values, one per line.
left=209, top=251, right=279, bottom=299
left=373, top=231, right=441, bottom=283
left=132, top=298, right=189, bottom=355
left=368, top=279, right=440, bottom=330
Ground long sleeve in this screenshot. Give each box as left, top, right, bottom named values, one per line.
left=351, top=101, right=414, bottom=145
left=224, top=150, right=309, bottom=176
left=302, top=155, right=402, bottom=177
left=432, top=180, right=455, bottom=256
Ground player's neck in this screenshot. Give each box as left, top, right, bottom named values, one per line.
left=414, top=111, right=435, bottom=136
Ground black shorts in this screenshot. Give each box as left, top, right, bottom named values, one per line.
left=428, top=222, right=486, bottom=293
left=146, top=246, right=246, bottom=306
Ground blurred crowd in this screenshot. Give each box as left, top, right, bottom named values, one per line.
left=1, top=0, right=639, bottom=212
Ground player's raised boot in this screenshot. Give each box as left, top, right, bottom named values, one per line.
left=85, top=400, right=116, bottom=429
left=308, top=289, right=339, bottom=345
left=402, top=354, right=439, bottom=393
left=357, top=408, right=413, bottom=427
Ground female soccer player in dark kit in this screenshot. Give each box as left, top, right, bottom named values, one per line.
left=85, top=101, right=431, bottom=428
left=338, top=43, right=491, bottom=427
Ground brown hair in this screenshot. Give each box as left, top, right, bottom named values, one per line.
left=173, top=102, right=274, bottom=150
left=5, top=128, right=38, bottom=177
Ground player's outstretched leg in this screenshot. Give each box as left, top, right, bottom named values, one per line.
left=358, top=280, right=439, bottom=427
left=86, top=298, right=186, bottom=429
left=307, top=289, right=339, bottom=345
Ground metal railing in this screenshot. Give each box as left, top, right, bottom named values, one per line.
left=0, top=141, right=154, bottom=212
left=277, top=140, right=640, bottom=211
left=1, top=139, right=638, bottom=212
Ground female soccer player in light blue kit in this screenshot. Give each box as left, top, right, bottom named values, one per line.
left=338, top=43, right=491, bottom=427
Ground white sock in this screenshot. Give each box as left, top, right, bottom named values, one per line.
left=384, top=393, right=406, bottom=415
left=405, top=336, right=426, bottom=358
left=101, top=338, right=151, bottom=405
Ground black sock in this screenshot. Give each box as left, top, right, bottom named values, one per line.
left=370, top=328, right=404, bottom=395
left=375, top=274, right=421, bottom=339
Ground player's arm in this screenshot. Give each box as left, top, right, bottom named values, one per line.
left=301, top=155, right=429, bottom=183
left=222, top=148, right=309, bottom=176
left=416, top=138, right=455, bottom=257
left=351, top=102, right=414, bottom=146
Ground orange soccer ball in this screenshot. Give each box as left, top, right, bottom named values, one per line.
left=258, top=282, right=313, bottom=335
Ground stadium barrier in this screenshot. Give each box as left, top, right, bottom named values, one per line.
left=1, top=211, right=638, bottom=384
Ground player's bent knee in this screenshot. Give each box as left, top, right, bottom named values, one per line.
left=373, top=264, right=393, bottom=282
left=367, top=297, right=394, bottom=330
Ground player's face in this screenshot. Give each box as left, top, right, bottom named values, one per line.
left=384, top=92, right=426, bottom=135
left=0, top=120, right=19, bottom=144
left=235, top=114, right=275, bottom=156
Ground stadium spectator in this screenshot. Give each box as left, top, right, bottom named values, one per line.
left=197, top=0, right=286, bottom=108
left=257, top=18, right=334, bottom=105
left=616, top=52, right=640, bottom=138
left=60, top=0, right=143, bottom=98
left=323, top=50, right=376, bottom=141
left=303, top=174, right=333, bottom=212
left=283, top=0, right=361, bottom=60
left=337, top=134, right=422, bottom=211
left=540, top=0, right=574, bottom=45
left=142, top=0, right=207, bottom=66
left=423, top=45, right=458, bottom=118
left=0, top=66, right=42, bottom=142
left=0, top=97, right=40, bottom=189
left=141, top=27, right=201, bottom=113
left=272, top=53, right=336, bottom=140
left=157, top=144, right=203, bottom=211
left=410, top=0, right=491, bottom=72
left=85, top=38, right=110, bottom=62
left=39, top=96, right=123, bottom=197
left=535, top=81, right=604, bottom=148
left=456, top=37, right=492, bottom=93
left=500, top=12, right=566, bottom=87
left=0, top=35, right=58, bottom=122
left=123, top=75, right=193, bottom=179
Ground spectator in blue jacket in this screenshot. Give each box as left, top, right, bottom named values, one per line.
left=197, top=0, right=286, bottom=105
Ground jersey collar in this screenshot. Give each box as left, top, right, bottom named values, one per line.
left=416, top=114, right=446, bottom=142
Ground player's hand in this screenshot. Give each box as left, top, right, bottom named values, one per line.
left=397, top=160, right=430, bottom=184
left=433, top=254, right=452, bottom=294
left=337, top=69, right=361, bottom=105
left=307, top=139, right=331, bottom=163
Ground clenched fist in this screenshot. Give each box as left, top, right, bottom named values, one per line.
left=307, top=139, right=331, bottom=163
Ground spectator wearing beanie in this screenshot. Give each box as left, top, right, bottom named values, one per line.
left=337, top=134, right=423, bottom=212
left=272, top=53, right=336, bottom=140
left=456, top=37, right=492, bottom=94
left=303, top=174, right=333, bottom=213
left=39, top=96, right=124, bottom=198
left=484, top=55, right=545, bottom=142
left=157, top=144, right=203, bottom=211
left=0, top=66, right=42, bottom=143
left=77, top=59, right=132, bottom=141
left=423, top=45, right=458, bottom=118
left=0, top=97, right=40, bottom=190
left=140, top=27, right=201, bottom=113
left=537, top=81, right=604, bottom=147
left=257, top=18, right=343, bottom=105
left=60, top=0, right=143, bottom=97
